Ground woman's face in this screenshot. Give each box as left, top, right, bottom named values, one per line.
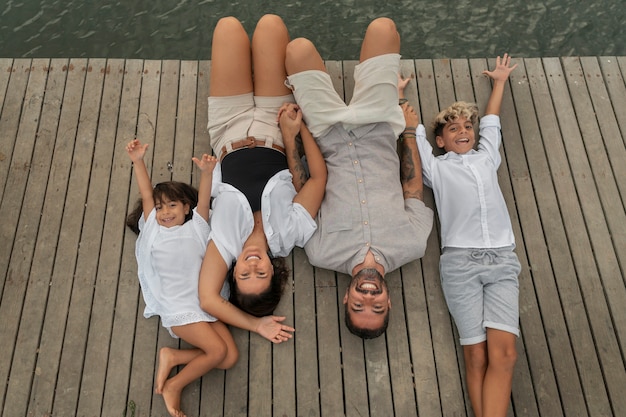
left=233, top=246, right=274, bottom=295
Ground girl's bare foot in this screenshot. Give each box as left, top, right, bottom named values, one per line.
left=156, top=347, right=176, bottom=394
left=162, top=380, right=185, bottom=417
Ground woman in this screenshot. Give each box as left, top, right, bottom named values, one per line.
left=198, top=14, right=326, bottom=343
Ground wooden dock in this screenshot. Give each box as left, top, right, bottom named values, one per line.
left=0, top=56, right=625, bottom=417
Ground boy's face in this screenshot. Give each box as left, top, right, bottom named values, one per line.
left=436, top=116, right=475, bottom=154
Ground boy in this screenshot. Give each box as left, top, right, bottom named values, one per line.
left=413, top=54, right=519, bottom=417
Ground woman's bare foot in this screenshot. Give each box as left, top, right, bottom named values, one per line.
left=156, top=347, right=176, bottom=394
left=162, top=380, right=185, bottom=417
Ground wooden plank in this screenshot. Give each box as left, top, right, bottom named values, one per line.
left=525, top=57, right=624, bottom=416
left=0, top=60, right=46, bottom=413
left=0, top=59, right=30, bottom=204
left=580, top=57, right=626, bottom=204
left=223, top=328, right=249, bottom=417
left=24, top=58, right=87, bottom=416
left=384, top=268, right=418, bottom=417
left=315, top=269, right=343, bottom=417
left=495, top=57, right=587, bottom=416
left=248, top=333, right=272, bottom=416
left=2, top=59, right=64, bottom=417
left=0, top=58, right=13, bottom=141
left=127, top=59, right=162, bottom=417
left=512, top=57, right=611, bottom=416
left=51, top=58, right=120, bottom=415
left=101, top=59, right=144, bottom=417
left=27, top=58, right=104, bottom=415
left=70, top=58, right=125, bottom=417
left=273, top=254, right=297, bottom=416
left=415, top=58, right=467, bottom=416
left=293, top=247, right=321, bottom=417
left=560, top=57, right=626, bottom=354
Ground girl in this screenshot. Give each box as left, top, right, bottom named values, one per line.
left=198, top=14, right=327, bottom=343
left=125, top=139, right=238, bottom=417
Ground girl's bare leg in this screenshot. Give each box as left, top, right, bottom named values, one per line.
left=155, top=347, right=202, bottom=394
left=251, top=14, right=292, bottom=96
left=161, top=322, right=230, bottom=417
left=209, top=17, right=253, bottom=97
left=359, top=17, right=400, bottom=62
left=212, top=320, right=239, bottom=370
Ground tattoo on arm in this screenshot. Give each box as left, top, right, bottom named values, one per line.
left=289, top=147, right=308, bottom=190
left=400, top=141, right=424, bottom=201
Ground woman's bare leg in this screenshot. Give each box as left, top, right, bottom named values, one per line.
left=285, top=37, right=327, bottom=75
left=251, top=14, right=292, bottom=96
left=210, top=17, right=253, bottom=97
left=359, top=17, right=400, bottom=62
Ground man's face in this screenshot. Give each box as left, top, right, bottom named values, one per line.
left=343, top=268, right=391, bottom=332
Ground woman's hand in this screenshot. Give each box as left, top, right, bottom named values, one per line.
left=278, top=103, right=302, bottom=143
left=256, top=315, right=295, bottom=344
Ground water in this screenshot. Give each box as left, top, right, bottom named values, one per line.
left=0, top=0, right=624, bottom=60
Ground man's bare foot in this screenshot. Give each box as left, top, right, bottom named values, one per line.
left=156, top=347, right=176, bottom=394
left=162, top=380, right=185, bottom=417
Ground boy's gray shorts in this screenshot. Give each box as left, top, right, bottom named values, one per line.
left=439, top=246, right=521, bottom=346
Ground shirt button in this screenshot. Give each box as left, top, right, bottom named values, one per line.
left=375, top=256, right=380, bottom=261
left=348, top=142, right=353, bottom=146
left=358, top=179, right=363, bottom=183
left=364, top=221, right=368, bottom=225
left=361, top=200, right=366, bottom=204
left=366, top=242, right=370, bottom=246
left=353, top=160, right=358, bottom=164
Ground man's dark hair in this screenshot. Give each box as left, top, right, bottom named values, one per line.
left=228, top=256, right=289, bottom=317
left=344, top=307, right=390, bottom=339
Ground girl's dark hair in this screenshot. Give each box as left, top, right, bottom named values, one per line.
left=228, top=256, right=290, bottom=317
left=126, top=181, right=198, bottom=235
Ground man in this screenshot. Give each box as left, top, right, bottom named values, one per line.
left=285, top=17, right=433, bottom=338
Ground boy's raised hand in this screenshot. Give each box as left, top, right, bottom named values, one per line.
left=482, top=53, right=518, bottom=82
left=192, top=153, right=218, bottom=173
left=126, top=139, right=148, bottom=163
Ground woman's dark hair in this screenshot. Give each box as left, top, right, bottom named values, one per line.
left=126, top=181, right=198, bottom=235
left=228, top=256, right=290, bottom=317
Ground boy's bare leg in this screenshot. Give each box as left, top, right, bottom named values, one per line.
left=209, top=17, right=253, bottom=97
left=252, top=14, right=292, bottom=96
left=161, top=322, right=230, bottom=417
left=155, top=347, right=202, bottom=394
left=359, top=17, right=400, bottom=62
left=464, top=342, right=488, bottom=417
left=482, top=329, right=517, bottom=417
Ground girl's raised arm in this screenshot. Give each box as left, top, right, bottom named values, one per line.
left=126, top=139, right=154, bottom=218
left=192, top=154, right=218, bottom=222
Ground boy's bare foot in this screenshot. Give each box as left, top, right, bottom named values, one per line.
left=156, top=347, right=176, bottom=394
left=162, top=380, right=185, bottom=417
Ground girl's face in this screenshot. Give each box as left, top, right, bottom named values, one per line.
left=233, top=246, right=274, bottom=295
left=155, top=197, right=189, bottom=228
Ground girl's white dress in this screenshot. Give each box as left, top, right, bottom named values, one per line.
left=135, top=207, right=229, bottom=338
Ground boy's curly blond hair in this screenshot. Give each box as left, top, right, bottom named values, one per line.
left=432, top=101, right=479, bottom=137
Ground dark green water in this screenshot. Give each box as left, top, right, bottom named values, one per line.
left=0, top=0, right=624, bottom=60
